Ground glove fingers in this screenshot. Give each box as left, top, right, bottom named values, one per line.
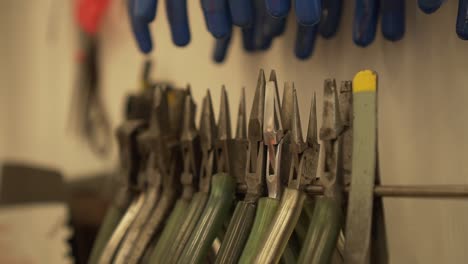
left=353, top=0, right=379, bottom=47
left=265, top=0, right=291, bottom=18
left=319, top=0, right=342, bottom=38
left=213, top=34, right=232, bottom=63
left=254, top=0, right=273, bottom=50
left=129, top=0, right=153, bottom=53
left=201, top=0, right=232, bottom=38
left=381, top=0, right=405, bottom=41
left=295, top=0, right=321, bottom=26
left=418, top=0, right=444, bottom=14
left=229, top=0, right=254, bottom=26
left=166, top=0, right=191, bottom=46
left=456, top=0, right=468, bottom=40
left=134, top=0, right=158, bottom=22
left=295, top=24, right=318, bottom=59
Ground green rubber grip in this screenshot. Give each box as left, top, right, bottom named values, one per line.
left=179, top=173, right=236, bottom=264
left=147, top=198, right=190, bottom=263
left=295, top=198, right=316, bottom=245
left=214, top=201, right=256, bottom=264
left=281, top=233, right=301, bottom=264
left=88, top=203, right=127, bottom=264
left=238, top=197, right=279, bottom=264
left=255, top=188, right=306, bottom=264
left=298, top=197, right=343, bottom=264
left=166, top=192, right=209, bottom=263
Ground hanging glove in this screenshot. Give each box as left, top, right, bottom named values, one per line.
left=418, top=0, right=444, bottom=14
left=457, top=0, right=468, bottom=39
left=381, top=0, right=405, bottom=41
left=201, top=0, right=232, bottom=38
left=129, top=0, right=191, bottom=53
left=295, top=24, right=318, bottom=59
left=319, top=0, right=343, bottom=39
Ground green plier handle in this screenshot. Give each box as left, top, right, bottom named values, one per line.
left=254, top=188, right=306, bottom=264
left=88, top=189, right=132, bottom=264
left=238, top=197, right=279, bottom=264
left=298, top=196, right=343, bottom=264
left=214, top=201, right=256, bottom=264
left=147, top=198, right=190, bottom=263
left=166, top=192, right=209, bottom=263
left=178, top=173, right=236, bottom=264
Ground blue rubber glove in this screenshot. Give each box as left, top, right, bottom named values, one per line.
left=295, top=0, right=322, bottom=26
left=213, top=34, right=232, bottom=63
left=319, top=0, right=342, bottom=38
left=456, top=0, right=468, bottom=39
left=201, top=0, right=232, bottom=38
left=229, top=0, right=254, bottom=26
left=353, top=0, right=379, bottom=47
left=129, top=0, right=191, bottom=52
left=128, top=0, right=152, bottom=53
left=295, top=24, right=318, bottom=59
left=265, top=0, right=291, bottom=18
left=381, top=0, right=405, bottom=41
left=418, top=0, right=444, bottom=14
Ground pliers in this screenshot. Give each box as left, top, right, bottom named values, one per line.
left=98, top=120, right=148, bottom=264
left=147, top=88, right=201, bottom=264
left=214, top=72, right=264, bottom=264
left=125, top=88, right=186, bottom=263
left=255, top=85, right=321, bottom=264
left=297, top=79, right=345, bottom=263
left=88, top=119, right=146, bottom=264
left=179, top=87, right=239, bottom=264
left=112, top=87, right=171, bottom=264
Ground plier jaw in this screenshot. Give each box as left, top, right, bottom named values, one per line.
left=319, top=79, right=344, bottom=201
left=180, top=92, right=202, bottom=199
left=198, top=91, right=217, bottom=193
left=245, top=70, right=267, bottom=201
left=215, top=86, right=232, bottom=175
left=116, top=119, right=148, bottom=190
left=263, top=71, right=284, bottom=199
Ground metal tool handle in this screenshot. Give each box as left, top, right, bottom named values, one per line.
left=353, top=0, right=379, bottom=47
left=128, top=190, right=176, bottom=264
left=214, top=201, right=256, bottom=264
left=238, top=197, right=279, bottom=264
left=114, top=188, right=159, bottom=264
left=295, top=0, right=321, bottom=25
left=166, top=192, right=209, bottom=263
left=147, top=198, right=190, bottom=263
left=457, top=0, right=468, bottom=40
left=98, top=193, right=146, bottom=264
left=179, top=173, right=236, bottom=264
left=297, top=197, right=343, bottom=264
left=88, top=201, right=128, bottom=264
left=254, top=188, right=306, bottom=264
left=281, top=234, right=301, bottom=264
left=319, top=0, right=342, bottom=38
left=381, top=0, right=405, bottom=41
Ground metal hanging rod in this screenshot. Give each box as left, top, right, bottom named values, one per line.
left=305, top=184, right=468, bottom=198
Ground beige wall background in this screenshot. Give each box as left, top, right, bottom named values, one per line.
left=1, top=0, right=468, bottom=263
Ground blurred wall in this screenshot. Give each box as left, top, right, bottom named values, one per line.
left=1, top=0, right=468, bottom=263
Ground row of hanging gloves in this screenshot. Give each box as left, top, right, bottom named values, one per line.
left=87, top=68, right=386, bottom=264
left=128, top=0, right=468, bottom=62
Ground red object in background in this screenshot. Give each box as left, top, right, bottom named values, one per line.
left=75, top=0, right=111, bottom=35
